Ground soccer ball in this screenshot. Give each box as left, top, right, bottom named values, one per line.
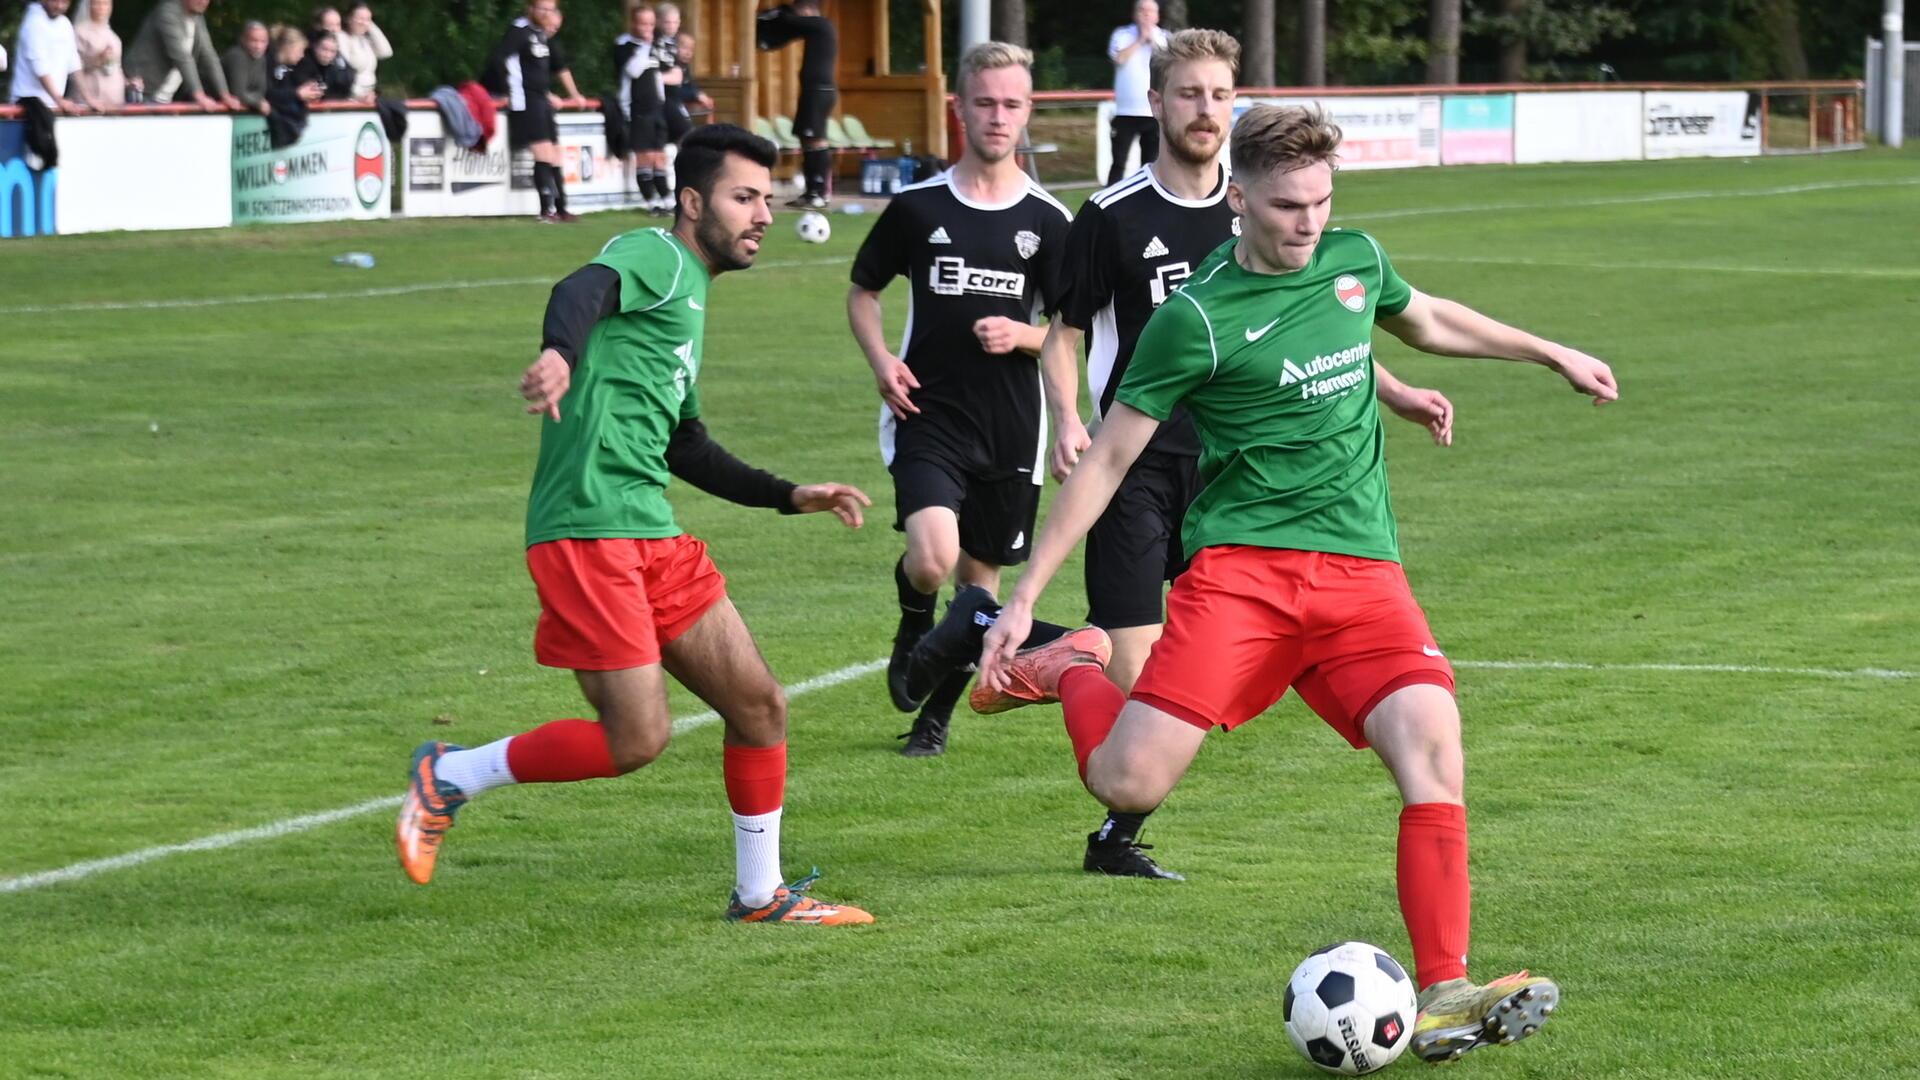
left=795, top=211, right=831, bottom=244
left=1283, top=941, right=1417, bottom=1076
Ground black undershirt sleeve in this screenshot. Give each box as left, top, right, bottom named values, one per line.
left=666, top=418, right=800, bottom=513
left=541, top=263, right=621, bottom=368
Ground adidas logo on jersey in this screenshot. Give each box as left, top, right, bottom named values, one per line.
left=928, top=227, right=952, bottom=244
left=1142, top=236, right=1170, bottom=259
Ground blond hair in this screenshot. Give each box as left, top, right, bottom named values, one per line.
left=1229, top=104, right=1342, bottom=177
left=1150, top=29, right=1241, bottom=94
left=956, top=41, right=1034, bottom=97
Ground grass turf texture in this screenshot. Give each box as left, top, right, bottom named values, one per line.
left=3, top=151, right=1918, bottom=1079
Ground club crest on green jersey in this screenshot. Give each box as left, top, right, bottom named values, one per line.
left=1335, top=274, right=1367, bottom=312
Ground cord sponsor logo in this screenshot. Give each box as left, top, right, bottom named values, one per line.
left=930, top=257, right=1026, bottom=299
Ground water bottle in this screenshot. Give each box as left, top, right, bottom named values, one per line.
left=332, top=252, right=376, bottom=269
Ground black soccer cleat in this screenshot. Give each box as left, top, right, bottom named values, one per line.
left=1083, top=832, right=1186, bottom=881
left=904, top=584, right=998, bottom=706
left=895, top=709, right=951, bottom=757
left=887, top=621, right=927, bottom=713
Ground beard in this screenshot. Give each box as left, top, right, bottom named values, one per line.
left=696, top=211, right=758, bottom=273
left=1160, top=121, right=1222, bottom=167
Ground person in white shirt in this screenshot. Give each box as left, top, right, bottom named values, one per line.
left=336, top=2, right=391, bottom=102
left=10, top=0, right=86, bottom=114
left=1105, top=0, right=1168, bottom=184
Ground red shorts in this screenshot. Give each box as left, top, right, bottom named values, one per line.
left=1130, top=545, right=1455, bottom=748
left=526, top=536, right=728, bottom=670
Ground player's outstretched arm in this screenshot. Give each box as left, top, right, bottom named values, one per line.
left=979, top=404, right=1160, bottom=690
left=1373, top=362, right=1454, bottom=447
left=665, top=418, right=871, bottom=528
left=1379, top=289, right=1619, bottom=406
left=847, top=285, right=920, bottom=419
left=1040, top=321, right=1091, bottom=480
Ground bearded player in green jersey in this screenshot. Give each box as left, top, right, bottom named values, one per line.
left=395, top=125, right=876, bottom=925
left=978, top=105, right=1618, bottom=1061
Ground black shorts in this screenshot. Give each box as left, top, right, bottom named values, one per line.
left=1085, top=449, right=1201, bottom=629
left=508, top=99, right=558, bottom=149
left=628, top=108, right=668, bottom=152
left=794, top=85, right=836, bottom=141
left=665, top=101, right=693, bottom=143
left=887, top=419, right=1041, bottom=568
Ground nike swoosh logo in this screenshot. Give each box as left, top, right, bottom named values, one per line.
left=736, top=826, right=766, bottom=833
left=1245, top=318, right=1280, bottom=342
left=1422, top=646, right=1445, bottom=657
left=689, top=298, right=703, bottom=310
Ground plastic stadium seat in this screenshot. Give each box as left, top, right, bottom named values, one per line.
left=826, top=116, right=857, bottom=149
left=770, top=115, right=803, bottom=150
left=843, top=115, right=896, bottom=149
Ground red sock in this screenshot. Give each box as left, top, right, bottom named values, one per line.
left=504, top=719, right=619, bottom=783
left=1397, top=802, right=1471, bottom=989
left=1060, top=665, right=1125, bottom=783
left=723, top=742, right=787, bottom=816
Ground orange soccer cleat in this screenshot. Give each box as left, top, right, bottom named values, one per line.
left=725, top=870, right=875, bottom=925
left=395, top=741, right=469, bottom=885
left=968, top=626, right=1112, bottom=715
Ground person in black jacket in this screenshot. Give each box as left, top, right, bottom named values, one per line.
left=293, top=31, right=355, bottom=101
left=483, top=0, right=574, bottom=222
left=756, top=0, right=836, bottom=209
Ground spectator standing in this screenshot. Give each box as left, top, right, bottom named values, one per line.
left=1106, top=0, right=1168, bottom=184
left=11, top=0, right=85, bottom=115
left=268, top=26, right=320, bottom=102
left=756, top=0, right=837, bottom=209
left=672, top=31, right=713, bottom=128
left=222, top=20, right=269, bottom=113
left=483, top=0, right=575, bottom=222
left=335, top=3, right=390, bottom=101
left=311, top=7, right=341, bottom=38
left=126, top=0, right=240, bottom=110
left=614, top=4, right=674, bottom=215
left=293, top=30, right=355, bottom=101
left=541, top=5, right=586, bottom=106
left=71, top=0, right=129, bottom=109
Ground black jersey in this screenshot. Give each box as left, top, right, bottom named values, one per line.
left=757, top=6, right=837, bottom=87
left=852, top=172, right=1073, bottom=479
left=483, top=17, right=553, bottom=110
left=1054, top=164, right=1240, bottom=457
left=612, top=34, right=666, bottom=116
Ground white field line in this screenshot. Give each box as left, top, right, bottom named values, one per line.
left=1454, top=659, right=1912, bottom=679
left=0, top=657, right=886, bottom=896
left=0, top=257, right=843, bottom=316
left=15, top=176, right=1918, bottom=317
left=1393, top=253, right=1920, bottom=279
left=0, top=654, right=1907, bottom=895
left=1336, top=176, right=1920, bottom=223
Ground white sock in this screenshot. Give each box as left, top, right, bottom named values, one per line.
left=433, top=737, right=518, bottom=798
left=731, top=807, right=784, bottom=908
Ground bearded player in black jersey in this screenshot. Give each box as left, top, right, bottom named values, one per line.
left=848, top=42, right=1108, bottom=757
left=899, top=29, right=1461, bottom=878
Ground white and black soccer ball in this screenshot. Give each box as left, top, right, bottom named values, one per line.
left=1283, top=941, right=1417, bottom=1076
left=795, top=211, right=831, bottom=244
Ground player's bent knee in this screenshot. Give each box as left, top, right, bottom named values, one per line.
left=608, top=727, right=670, bottom=773
left=1084, top=749, right=1174, bottom=815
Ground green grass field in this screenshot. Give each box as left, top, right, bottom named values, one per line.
left=3, top=150, right=1918, bottom=1079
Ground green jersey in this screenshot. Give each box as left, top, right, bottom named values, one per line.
left=525, top=228, right=711, bottom=547
left=1115, top=228, right=1413, bottom=562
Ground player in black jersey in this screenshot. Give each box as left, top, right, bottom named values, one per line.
left=657, top=5, right=709, bottom=144
left=848, top=42, right=1087, bottom=756
left=901, top=30, right=1460, bottom=875
left=757, top=0, right=838, bottom=209
left=613, top=4, right=679, bottom=215
left=484, top=0, right=575, bottom=222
